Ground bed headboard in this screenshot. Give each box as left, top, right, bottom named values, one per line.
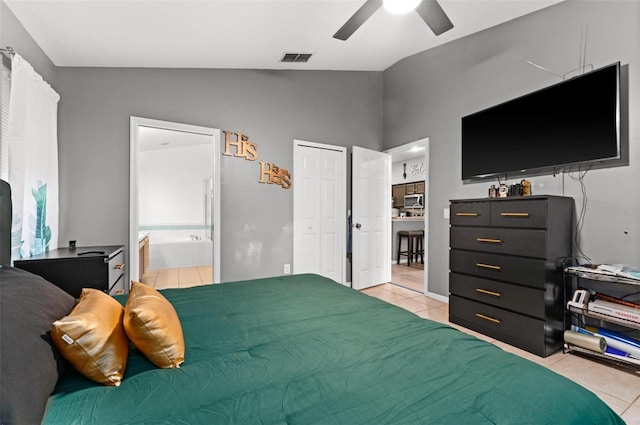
left=0, top=179, right=11, bottom=264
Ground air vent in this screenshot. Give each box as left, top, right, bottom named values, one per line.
left=280, top=53, right=312, bottom=63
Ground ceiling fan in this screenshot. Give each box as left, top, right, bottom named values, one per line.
left=333, top=0, right=454, bottom=41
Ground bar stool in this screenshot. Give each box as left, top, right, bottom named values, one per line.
left=398, top=230, right=423, bottom=266
left=413, top=230, right=424, bottom=265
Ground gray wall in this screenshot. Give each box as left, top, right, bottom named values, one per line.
left=0, top=2, right=56, bottom=85
left=53, top=68, right=382, bottom=282
left=383, top=0, right=640, bottom=297
left=5, top=0, right=639, bottom=294
left=2, top=0, right=383, bottom=283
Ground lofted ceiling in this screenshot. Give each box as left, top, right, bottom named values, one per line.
left=5, top=0, right=563, bottom=71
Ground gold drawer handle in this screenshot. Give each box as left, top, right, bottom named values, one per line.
left=476, top=313, right=501, bottom=324
left=114, top=263, right=125, bottom=270
left=476, top=263, right=501, bottom=271
left=500, top=212, right=529, bottom=217
left=456, top=212, right=478, bottom=217
left=476, top=238, right=501, bottom=244
left=476, top=288, right=501, bottom=298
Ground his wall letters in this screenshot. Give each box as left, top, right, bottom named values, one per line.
left=223, top=130, right=291, bottom=189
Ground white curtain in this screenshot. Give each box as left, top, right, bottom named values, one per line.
left=8, top=54, right=60, bottom=260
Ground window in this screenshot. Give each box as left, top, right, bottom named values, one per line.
left=0, top=60, right=10, bottom=181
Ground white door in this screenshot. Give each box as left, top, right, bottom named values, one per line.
left=352, top=146, right=391, bottom=290
left=293, top=140, right=347, bottom=284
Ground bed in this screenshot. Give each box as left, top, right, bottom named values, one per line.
left=0, top=179, right=626, bottom=425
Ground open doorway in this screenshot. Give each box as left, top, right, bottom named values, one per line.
left=385, top=138, right=428, bottom=294
left=129, top=117, right=221, bottom=290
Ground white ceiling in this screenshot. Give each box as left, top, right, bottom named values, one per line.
left=5, top=0, right=563, bottom=71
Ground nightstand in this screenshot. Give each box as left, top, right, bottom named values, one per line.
left=14, top=245, right=126, bottom=298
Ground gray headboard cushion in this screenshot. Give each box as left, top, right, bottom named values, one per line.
left=0, top=179, right=11, bottom=265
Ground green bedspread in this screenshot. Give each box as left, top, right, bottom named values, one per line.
left=44, top=274, right=624, bottom=424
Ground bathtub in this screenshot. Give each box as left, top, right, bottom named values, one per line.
left=147, top=229, right=213, bottom=270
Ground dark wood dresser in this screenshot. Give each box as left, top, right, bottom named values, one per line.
left=448, top=196, right=573, bottom=357
left=14, top=245, right=126, bottom=298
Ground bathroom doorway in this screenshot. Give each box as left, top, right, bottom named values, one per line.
left=129, top=117, right=221, bottom=289
left=385, top=138, right=428, bottom=295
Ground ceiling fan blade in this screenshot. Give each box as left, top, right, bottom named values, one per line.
left=333, top=0, right=383, bottom=41
left=415, top=0, right=454, bottom=36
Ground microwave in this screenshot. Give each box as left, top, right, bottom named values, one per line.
left=404, top=194, right=423, bottom=209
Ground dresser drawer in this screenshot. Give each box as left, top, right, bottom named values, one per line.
left=449, top=295, right=548, bottom=356
left=450, top=202, right=490, bottom=226
left=450, top=226, right=546, bottom=258
left=449, top=250, right=546, bottom=289
left=449, top=272, right=545, bottom=318
left=107, top=249, right=126, bottom=294
left=491, top=200, right=547, bottom=228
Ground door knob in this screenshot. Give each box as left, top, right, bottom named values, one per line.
left=355, top=223, right=362, bottom=229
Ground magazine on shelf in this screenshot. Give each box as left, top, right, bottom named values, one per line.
left=597, top=264, right=640, bottom=280
left=566, top=263, right=640, bottom=283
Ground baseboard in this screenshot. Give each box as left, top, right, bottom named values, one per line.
left=425, top=291, right=449, bottom=304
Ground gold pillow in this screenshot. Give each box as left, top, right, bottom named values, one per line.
left=51, top=288, right=128, bottom=386
left=124, top=281, right=185, bottom=368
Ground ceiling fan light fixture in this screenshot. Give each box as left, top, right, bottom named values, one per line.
left=383, top=0, right=421, bottom=14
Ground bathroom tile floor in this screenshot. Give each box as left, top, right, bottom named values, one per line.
left=141, top=266, right=212, bottom=289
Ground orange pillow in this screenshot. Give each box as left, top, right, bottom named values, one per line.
left=124, top=281, right=185, bottom=368
left=51, top=288, right=128, bottom=386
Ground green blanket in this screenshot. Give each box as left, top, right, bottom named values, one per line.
left=44, top=274, right=624, bottom=424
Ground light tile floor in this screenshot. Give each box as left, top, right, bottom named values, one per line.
left=390, top=263, right=425, bottom=292
left=369, top=264, right=640, bottom=424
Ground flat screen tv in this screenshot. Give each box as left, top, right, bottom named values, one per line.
left=461, top=62, right=620, bottom=180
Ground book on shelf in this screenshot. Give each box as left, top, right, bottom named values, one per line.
left=589, top=299, right=640, bottom=324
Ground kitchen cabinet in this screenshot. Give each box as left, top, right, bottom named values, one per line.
left=392, top=182, right=425, bottom=208
left=392, top=185, right=406, bottom=208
